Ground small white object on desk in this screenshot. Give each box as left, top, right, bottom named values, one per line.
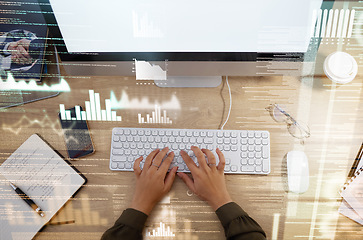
left=287, top=151, right=309, bottom=194
left=323, top=51, right=358, bottom=84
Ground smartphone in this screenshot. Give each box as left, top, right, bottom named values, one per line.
left=58, top=106, right=95, bottom=159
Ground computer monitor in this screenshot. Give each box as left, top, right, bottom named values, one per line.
left=41, top=0, right=325, bottom=87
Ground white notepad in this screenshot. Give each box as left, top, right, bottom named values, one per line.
left=0, top=134, right=86, bottom=240
left=340, top=167, right=363, bottom=221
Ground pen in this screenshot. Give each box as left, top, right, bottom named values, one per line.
left=9, top=182, right=45, bottom=217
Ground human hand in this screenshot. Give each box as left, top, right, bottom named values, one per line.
left=8, top=39, right=32, bottom=65
left=130, top=147, right=178, bottom=215
left=177, top=146, right=232, bottom=211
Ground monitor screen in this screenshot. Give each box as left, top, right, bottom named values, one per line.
left=47, top=0, right=323, bottom=60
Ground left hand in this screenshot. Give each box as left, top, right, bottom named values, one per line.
left=130, top=147, right=178, bottom=215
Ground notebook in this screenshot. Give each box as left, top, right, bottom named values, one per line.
left=0, top=134, right=86, bottom=240
left=340, top=167, right=363, bottom=222
left=339, top=143, right=363, bottom=224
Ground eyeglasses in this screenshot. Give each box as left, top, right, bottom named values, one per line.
left=265, top=104, right=310, bottom=144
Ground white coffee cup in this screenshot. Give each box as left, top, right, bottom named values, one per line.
left=323, top=51, right=358, bottom=84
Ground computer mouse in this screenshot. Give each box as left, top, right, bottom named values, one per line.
left=287, top=151, right=309, bottom=194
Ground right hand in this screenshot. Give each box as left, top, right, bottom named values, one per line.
left=8, top=39, right=32, bottom=65
left=177, top=146, right=232, bottom=211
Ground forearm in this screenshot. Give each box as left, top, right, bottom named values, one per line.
left=101, top=208, right=148, bottom=240
left=216, top=202, right=266, bottom=240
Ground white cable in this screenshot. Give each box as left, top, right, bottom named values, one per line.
left=221, top=76, right=232, bottom=130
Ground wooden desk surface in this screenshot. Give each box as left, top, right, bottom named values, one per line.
left=0, top=67, right=362, bottom=239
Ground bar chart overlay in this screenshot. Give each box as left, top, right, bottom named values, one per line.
left=146, top=222, right=175, bottom=237
left=59, top=90, right=122, bottom=121
left=138, top=105, right=173, bottom=124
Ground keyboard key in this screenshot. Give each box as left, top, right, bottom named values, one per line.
left=131, top=129, right=137, bottom=135
left=262, top=132, right=269, bottom=139
left=248, top=131, right=254, bottom=138
left=255, top=165, right=262, bottom=172
left=241, top=131, right=248, bottom=138
left=112, top=149, right=124, bottom=155
left=263, top=160, right=269, bottom=172
left=231, top=165, right=238, bottom=172
left=118, top=162, right=125, bottom=169
left=242, top=165, right=254, bottom=172
left=114, top=129, right=123, bottom=135
left=241, top=152, right=248, bottom=158
left=207, top=132, right=214, bottom=137
left=113, top=142, right=123, bottom=149
left=111, top=162, right=117, bottom=169
left=241, top=158, right=247, bottom=165
left=113, top=135, right=120, bottom=142
left=125, top=163, right=132, bottom=169
left=231, top=132, right=237, bottom=138
left=225, top=165, right=231, bottom=172
left=263, top=146, right=269, bottom=158
left=112, top=156, right=126, bottom=162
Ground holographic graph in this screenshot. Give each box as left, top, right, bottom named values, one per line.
left=146, top=222, right=175, bottom=237
left=138, top=105, right=173, bottom=124
left=0, top=72, right=70, bottom=92
left=2, top=114, right=61, bottom=136
left=110, top=90, right=181, bottom=110
left=60, top=90, right=122, bottom=121
left=134, top=59, right=167, bottom=80
left=311, top=9, right=355, bottom=39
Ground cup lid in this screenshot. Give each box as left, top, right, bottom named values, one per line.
left=323, top=51, right=358, bottom=84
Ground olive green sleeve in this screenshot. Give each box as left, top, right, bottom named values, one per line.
left=101, top=208, right=148, bottom=240
left=215, top=202, right=266, bottom=240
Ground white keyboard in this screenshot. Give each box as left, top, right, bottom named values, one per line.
left=110, top=127, right=270, bottom=174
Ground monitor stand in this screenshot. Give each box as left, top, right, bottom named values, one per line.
left=154, top=76, right=222, bottom=88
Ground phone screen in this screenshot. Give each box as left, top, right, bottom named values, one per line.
left=59, top=106, right=94, bottom=159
